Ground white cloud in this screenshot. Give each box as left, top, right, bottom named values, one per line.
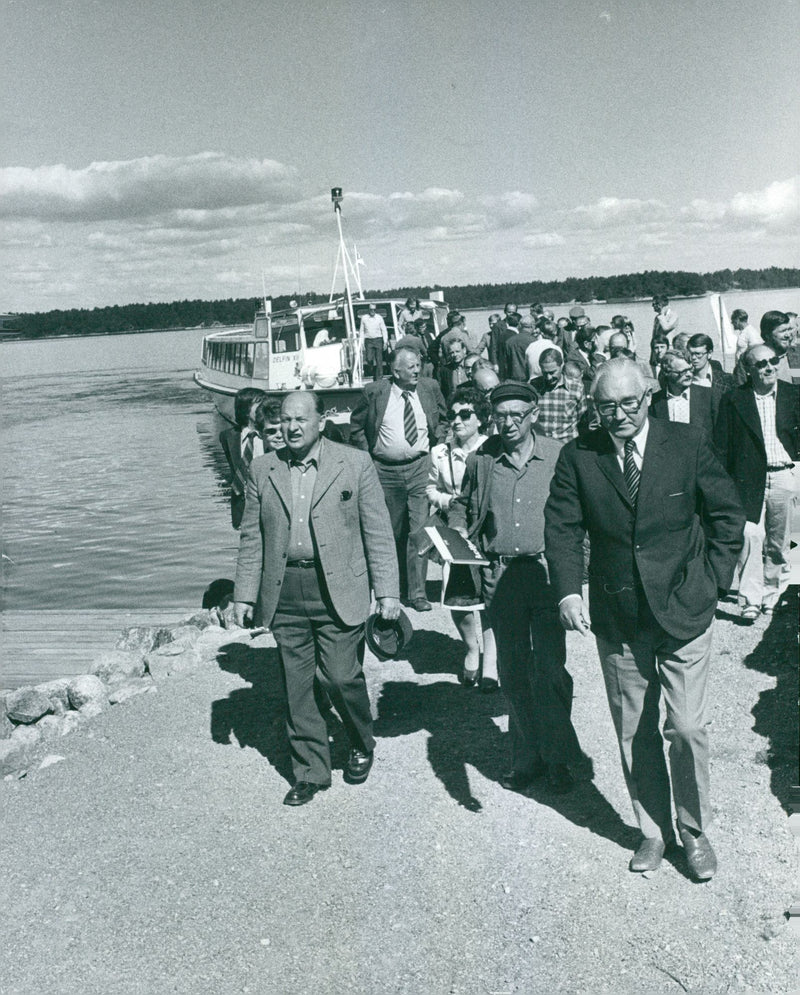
left=682, top=176, right=799, bottom=230
left=0, top=153, right=297, bottom=221
left=571, top=196, right=668, bottom=228
left=522, top=232, right=565, bottom=248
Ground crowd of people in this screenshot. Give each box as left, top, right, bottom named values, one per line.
left=219, top=298, right=798, bottom=882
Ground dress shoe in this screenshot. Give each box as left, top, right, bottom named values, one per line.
left=546, top=763, right=575, bottom=795
left=500, top=764, right=546, bottom=792
left=630, top=837, right=667, bottom=873
left=344, top=748, right=374, bottom=784
left=480, top=677, right=499, bottom=694
left=679, top=828, right=717, bottom=880
left=460, top=668, right=479, bottom=687
left=410, top=597, right=432, bottom=612
left=283, top=781, right=326, bottom=807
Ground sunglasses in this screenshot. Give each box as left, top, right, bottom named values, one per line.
left=448, top=408, right=476, bottom=421
left=753, top=356, right=781, bottom=370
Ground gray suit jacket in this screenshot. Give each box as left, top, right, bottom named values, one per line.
left=234, top=439, right=399, bottom=626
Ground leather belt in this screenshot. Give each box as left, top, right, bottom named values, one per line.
left=373, top=452, right=427, bottom=466
left=487, top=552, right=546, bottom=567
left=286, top=559, right=316, bottom=568
left=767, top=463, right=794, bottom=472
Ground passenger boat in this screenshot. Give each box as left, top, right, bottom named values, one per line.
left=194, top=189, right=449, bottom=424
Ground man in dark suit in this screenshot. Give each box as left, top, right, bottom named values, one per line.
left=499, top=315, right=537, bottom=381
left=649, top=350, right=714, bottom=439
left=487, top=307, right=520, bottom=371
left=544, top=358, right=745, bottom=879
left=686, top=333, right=733, bottom=421
left=234, top=391, right=400, bottom=806
left=219, top=387, right=266, bottom=529
left=714, top=344, right=799, bottom=620
left=350, top=345, right=448, bottom=611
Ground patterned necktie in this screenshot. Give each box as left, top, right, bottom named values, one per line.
left=402, top=391, right=418, bottom=445
left=623, top=438, right=640, bottom=507
left=234, top=431, right=256, bottom=494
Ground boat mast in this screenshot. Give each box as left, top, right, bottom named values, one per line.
left=330, top=187, right=363, bottom=383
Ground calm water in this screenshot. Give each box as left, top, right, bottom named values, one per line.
left=1, top=288, right=797, bottom=615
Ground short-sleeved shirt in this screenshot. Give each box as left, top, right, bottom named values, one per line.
left=485, top=437, right=553, bottom=556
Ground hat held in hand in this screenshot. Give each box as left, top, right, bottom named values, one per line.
left=365, top=610, right=414, bottom=661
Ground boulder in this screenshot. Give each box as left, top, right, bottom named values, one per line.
left=108, top=681, right=157, bottom=705
left=37, top=714, right=66, bottom=740
left=115, top=625, right=173, bottom=655
left=0, top=698, right=13, bottom=739
left=59, top=712, right=83, bottom=737
left=194, top=626, right=231, bottom=660
left=37, top=679, right=72, bottom=714
left=144, top=644, right=202, bottom=680
left=67, top=675, right=109, bottom=713
left=6, top=688, right=53, bottom=724
left=216, top=603, right=237, bottom=629
left=178, top=610, right=218, bottom=631
left=90, top=649, right=146, bottom=685
left=0, top=725, right=41, bottom=776
left=165, top=624, right=203, bottom=648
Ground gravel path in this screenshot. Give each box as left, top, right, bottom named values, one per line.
left=1, top=589, right=797, bottom=994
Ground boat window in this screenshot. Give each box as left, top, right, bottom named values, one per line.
left=303, top=311, right=348, bottom=348
left=353, top=302, right=396, bottom=336
left=272, top=318, right=301, bottom=353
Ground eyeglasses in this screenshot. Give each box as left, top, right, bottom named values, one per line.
left=594, top=392, right=649, bottom=417
left=492, top=406, right=535, bottom=424
left=666, top=367, right=692, bottom=377
left=448, top=408, right=476, bottom=421
left=752, top=356, right=781, bottom=370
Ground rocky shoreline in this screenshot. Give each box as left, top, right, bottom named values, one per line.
left=0, top=608, right=234, bottom=777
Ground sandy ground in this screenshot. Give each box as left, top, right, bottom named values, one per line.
left=1, top=586, right=797, bottom=995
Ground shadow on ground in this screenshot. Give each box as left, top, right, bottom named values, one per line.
left=743, top=588, right=799, bottom=813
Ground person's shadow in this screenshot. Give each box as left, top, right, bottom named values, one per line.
left=374, top=631, right=646, bottom=860
left=744, top=589, right=798, bottom=813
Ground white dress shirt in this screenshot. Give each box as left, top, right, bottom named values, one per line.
left=374, top=382, right=430, bottom=460
left=666, top=389, right=691, bottom=423
left=240, top=427, right=264, bottom=458
left=610, top=417, right=649, bottom=473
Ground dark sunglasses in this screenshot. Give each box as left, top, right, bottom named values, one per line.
left=448, top=408, right=476, bottom=421
left=753, top=356, right=781, bottom=370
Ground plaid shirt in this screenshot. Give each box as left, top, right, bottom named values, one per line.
left=530, top=374, right=587, bottom=441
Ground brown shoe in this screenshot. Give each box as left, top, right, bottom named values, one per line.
left=679, top=828, right=717, bottom=880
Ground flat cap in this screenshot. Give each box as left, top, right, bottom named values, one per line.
left=568, top=305, right=585, bottom=319
left=490, top=381, right=539, bottom=405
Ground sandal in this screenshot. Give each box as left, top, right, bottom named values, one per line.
left=740, top=605, right=760, bottom=622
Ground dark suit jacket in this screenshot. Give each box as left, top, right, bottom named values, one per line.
left=649, top=385, right=714, bottom=439
left=488, top=322, right=516, bottom=368
left=713, top=381, right=800, bottom=522
left=499, top=332, right=536, bottom=381
left=701, top=360, right=734, bottom=421
left=220, top=427, right=248, bottom=529
left=544, top=419, right=745, bottom=642
left=349, top=376, right=448, bottom=452
left=234, top=440, right=399, bottom=626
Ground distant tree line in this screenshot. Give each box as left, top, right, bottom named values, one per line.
left=5, top=266, right=798, bottom=339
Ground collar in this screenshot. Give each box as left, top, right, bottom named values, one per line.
left=391, top=379, right=417, bottom=396
left=282, top=438, right=322, bottom=469
left=667, top=386, right=690, bottom=400
left=451, top=433, right=487, bottom=459
left=494, top=432, right=541, bottom=465
left=609, top=417, right=649, bottom=459
left=753, top=385, right=777, bottom=400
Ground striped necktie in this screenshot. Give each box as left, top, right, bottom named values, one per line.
left=402, top=391, right=418, bottom=445
left=623, top=438, right=640, bottom=506
left=234, top=431, right=256, bottom=494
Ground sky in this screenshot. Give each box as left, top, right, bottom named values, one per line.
left=1, top=0, right=799, bottom=312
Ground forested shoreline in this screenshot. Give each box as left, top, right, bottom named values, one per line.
left=3, top=266, right=798, bottom=340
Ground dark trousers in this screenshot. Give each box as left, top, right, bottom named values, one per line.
left=375, top=456, right=429, bottom=602
left=484, top=557, right=583, bottom=772
left=271, top=564, right=374, bottom=785
left=363, top=338, right=384, bottom=379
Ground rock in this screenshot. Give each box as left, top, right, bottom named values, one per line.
left=216, top=603, right=237, bottom=629
left=6, top=688, right=53, bottom=724
left=165, top=624, right=203, bottom=648
left=178, top=610, right=218, bottom=631
left=37, top=715, right=66, bottom=740
left=0, top=697, right=13, bottom=739
left=194, top=626, right=231, bottom=660
left=59, top=712, right=83, bottom=737
left=79, top=700, right=107, bottom=719
left=39, top=754, right=66, bottom=769
left=0, top=725, right=41, bottom=775
left=67, top=675, right=109, bottom=712
left=115, top=625, right=173, bottom=655
left=37, top=679, right=72, bottom=714
left=108, top=681, right=157, bottom=705
left=144, top=644, right=202, bottom=680
left=89, top=649, right=146, bottom=685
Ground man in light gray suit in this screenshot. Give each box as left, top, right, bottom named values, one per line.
left=234, top=391, right=400, bottom=807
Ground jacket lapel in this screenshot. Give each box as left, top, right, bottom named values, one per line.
left=374, top=380, right=391, bottom=434
left=311, top=443, right=345, bottom=507
left=593, top=432, right=633, bottom=509
left=734, top=388, right=765, bottom=448
left=267, top=454, right=293, bottom=514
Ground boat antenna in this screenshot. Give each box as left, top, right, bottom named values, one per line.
left=330, top=187, right=362, bottom=381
